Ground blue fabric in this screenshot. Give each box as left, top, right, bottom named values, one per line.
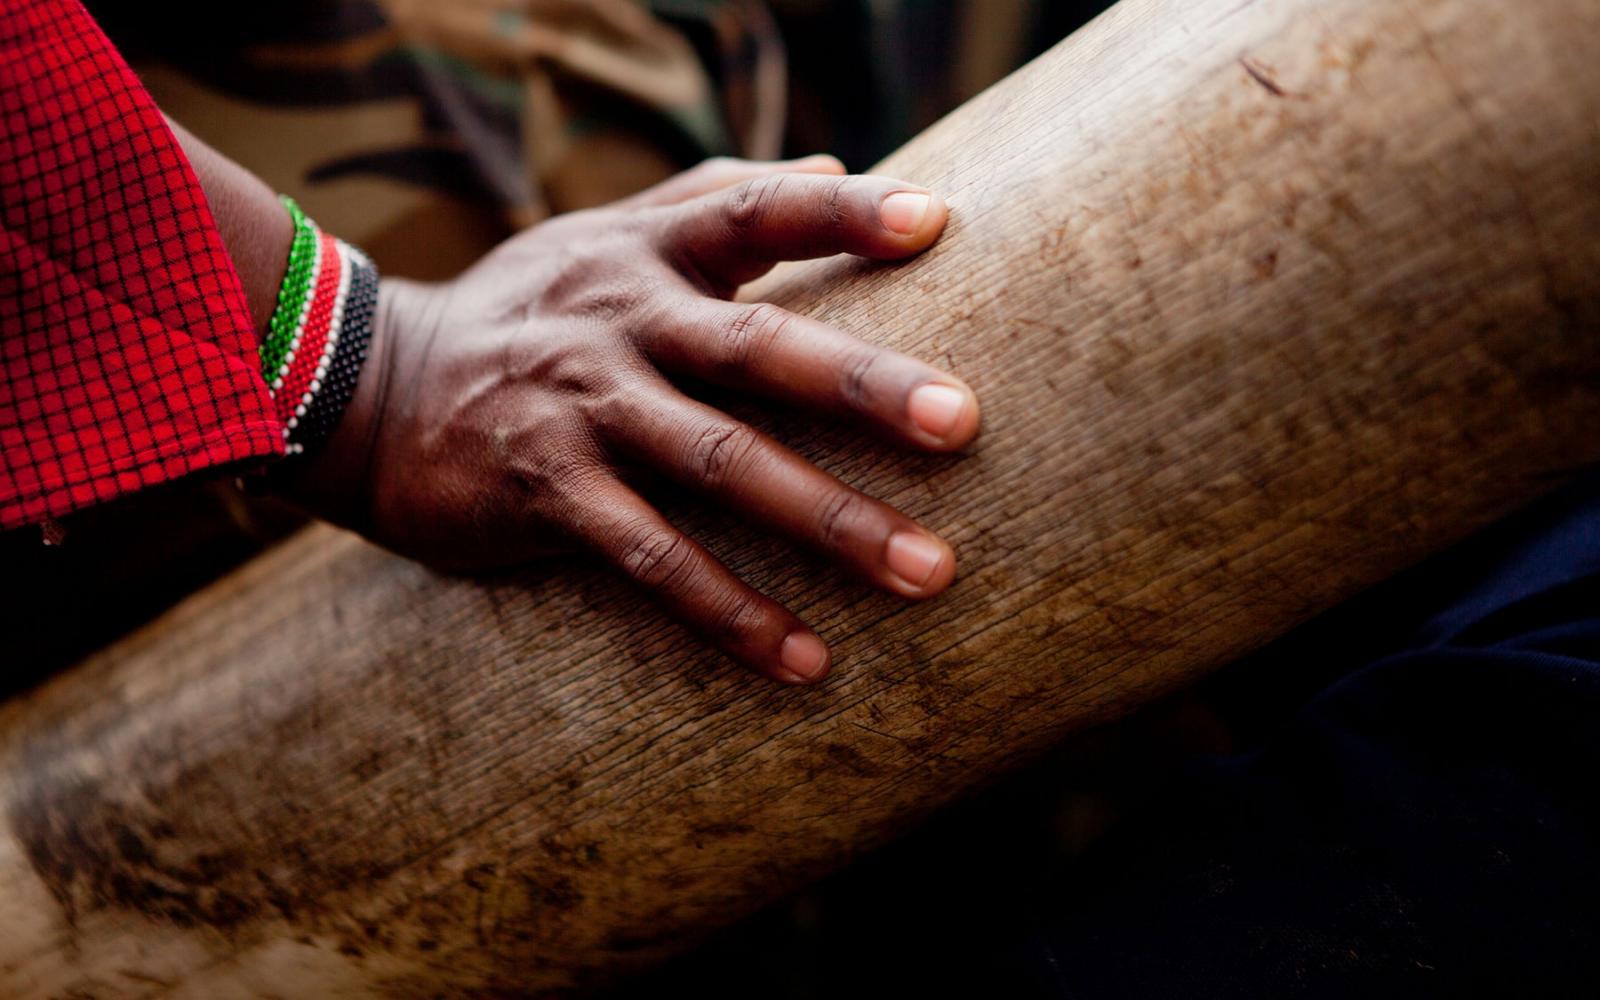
left=1025, top=474, right=1600, bottom=997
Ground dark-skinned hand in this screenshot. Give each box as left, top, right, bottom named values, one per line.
left=286, top=156, right=980, bottom=685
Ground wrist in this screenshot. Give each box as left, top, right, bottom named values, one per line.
left=165, top=116, right=293, bottom=340
left=238, top=193, right=387, bottom=521
left=274, top=275, right=432, bottom=533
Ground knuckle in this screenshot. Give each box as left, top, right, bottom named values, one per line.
left=559, top=273, right=646, bottom=322
left=582, top=375, right=648, bottom=438
left=526, top=340, right=624, bottom=397
left=574, top=285, right=643, bottom=321
left=537, top=248, right=652, bottom=320
left=839, top=348, right=881, bottom=410
left=720, top=303, right=792, bottom=372
left=724, top=175, right=785, bottom=234
left=536, top=258, right=590, bottom=309
left=543, top=460, right=613, bottom=525
left=618, top=528, right=695, bottom=590
left=820, top=175, right=850, bottom=228
left=815, top=489, right=866, bottom=550
left=710, top=590, right=768, bottom=644
left=507, top=442, right=586, bottom=500
left=688, top=421, right=760, bottom=489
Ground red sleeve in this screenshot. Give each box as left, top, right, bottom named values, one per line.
left=0, top=0, right=284, bottom=531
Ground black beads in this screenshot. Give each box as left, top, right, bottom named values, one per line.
left=291, top=249, right=377, bottom=457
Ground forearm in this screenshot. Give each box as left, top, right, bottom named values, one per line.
left=163, top=113, right=386, bottom=517
left=163, top=116, right=293, bottom=342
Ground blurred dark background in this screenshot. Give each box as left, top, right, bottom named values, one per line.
left=770, top=0, right=1114, bottom=167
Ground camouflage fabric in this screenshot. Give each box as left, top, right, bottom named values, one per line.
left=92, top=0, right=787, bottom=278
left=89, top=0, right=1099, bottom=279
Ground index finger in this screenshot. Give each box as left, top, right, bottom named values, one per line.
left=660, top=173, right=949, bottom=290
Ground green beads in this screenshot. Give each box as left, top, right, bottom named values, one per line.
left=258, top=196, right=320, bottom=381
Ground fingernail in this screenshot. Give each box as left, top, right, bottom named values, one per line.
left=880, top=191, right=931, bottom=235
left=886, top=532, right=945, bottom=590
left=780, top=631, right=830, bottom=681
left=907, top=383, right=968, bottom=439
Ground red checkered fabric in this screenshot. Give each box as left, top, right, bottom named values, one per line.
left=0, top=0, right=283, bottom=531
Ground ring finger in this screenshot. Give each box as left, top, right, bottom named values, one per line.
left=563, top=471, right=832, bottom=684
left=597, top=384, right=957, bottom=601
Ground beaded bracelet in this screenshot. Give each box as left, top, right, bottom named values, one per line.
left=259, top=197, right=377, bottom=458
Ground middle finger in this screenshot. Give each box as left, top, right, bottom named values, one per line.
left=636, top=294, right=979, bottom=451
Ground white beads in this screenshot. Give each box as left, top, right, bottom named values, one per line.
left=277, top=237, right=360, bottom=456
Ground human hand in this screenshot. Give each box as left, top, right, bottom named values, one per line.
left=289, top=156, right=979, bottom=684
